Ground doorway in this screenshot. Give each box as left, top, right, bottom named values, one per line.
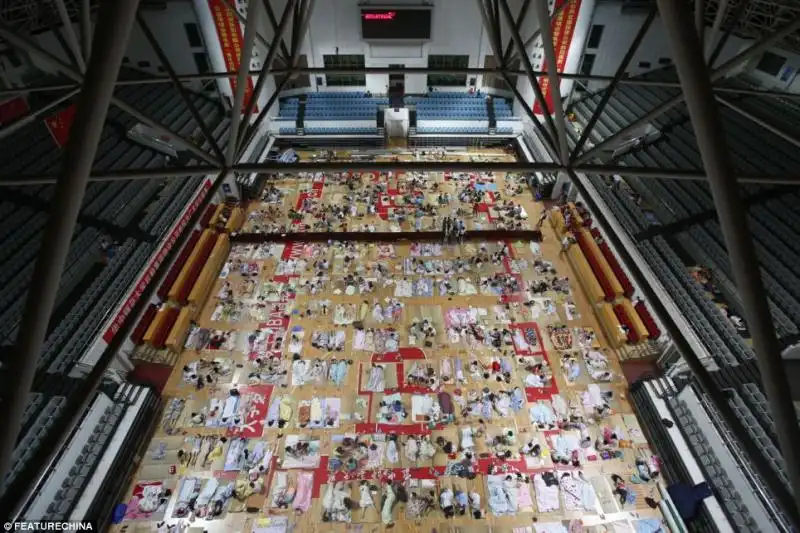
left=388, top=64, right=405, bottom=92
left=388, top=64, right=405, bottom=106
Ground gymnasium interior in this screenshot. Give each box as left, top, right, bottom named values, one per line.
left=1, top=0, right=800, bottom=532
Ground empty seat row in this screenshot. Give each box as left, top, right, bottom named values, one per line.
left=303, top=127, right=380, bottom=135
left=416, top=126, right=488, bottom=134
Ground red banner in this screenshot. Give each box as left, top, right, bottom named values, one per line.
left=44, top=104, right=77, bottom=148
left=533, top=0, right=582, bottom=115
left=102, top=179, right=213, bottom=343
left=208, top=0, right=258, bottom=114
left=0, top=97, right=29, bottom=125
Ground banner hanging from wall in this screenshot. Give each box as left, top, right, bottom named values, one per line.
left=0, top=97, right=29, bottom=125
left=44, top=104, right=77, bottom=148
left=533, top=0, right=582, bottom=115
left=207, top=0, right=258, bottom=114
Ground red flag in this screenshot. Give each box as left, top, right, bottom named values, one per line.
left=45, top=104, right=77, bottom=148
left=0, top=97, right=29, bottom=125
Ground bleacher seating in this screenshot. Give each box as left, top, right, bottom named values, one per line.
left=304, top=127, right=380, bottom=135
left=630, top=377, right=791, bottom=532
left=416, top=92, right=490, bottom=120
left=16, top=383, right=160, bottom=528
left=416, top=125, right=488, bottom=134
left=569, top=68, right=800, bottom=530
left=567, top=67, right=800, bottom=371
left=0, top=77, right=229, bottom=499
left=303, top=93, right=386, bottom=121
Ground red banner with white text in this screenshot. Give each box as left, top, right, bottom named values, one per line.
left=207, top=0, right=258, bottom=114
left=0, top=97, right=29, bottom=125
left=533, top=0, right=582, bottom=115
left=44, top=104, right=77, bottom=148
left=102, top=179, right=213, bottom=343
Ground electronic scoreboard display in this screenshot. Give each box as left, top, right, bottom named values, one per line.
left=360, top=8, right=432, bottom=40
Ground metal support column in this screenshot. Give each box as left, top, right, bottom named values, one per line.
left=704, top=0, right=729, bottom=60
left=0, top=0, right=141, bottom=485
left=657, top=0, right=800, bottom=516
left=497, top=0, right=560, bottom=148
left=53, top=0, right=86, bottom=72
left=575, top=14, right=800, bottom=164
left=571, top=9, right=656, bottom=160
left=533, top=0, right=569, bottom=165
left=236, top=0, right=298, bottom=153
left=226, top=0, right=262, bottom=165
left=80, top=0, right=92, bottom=61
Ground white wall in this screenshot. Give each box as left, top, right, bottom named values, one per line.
left=31, top=1, right=210, bottom=93
left=575, top=2, right=751, bottom=92
left=262, top=0, right=523, bottom=95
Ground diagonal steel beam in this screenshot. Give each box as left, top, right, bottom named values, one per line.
left=236, top=0, right=297, bottom=155
left=570, top=8, right=656, bottom=161
left=505, top=1, right=569, bottom=66
left=137, top=13, right=225, bottom=163
left=0, top=20, right=219, bottom=166
left=475, top=0, right=555, bottom=154
left=0, top=0, right=141, bottom=489
left=501, top=0, right=531, bottom=64
left=532, top=0, right=569, bottom=164
left=708, top=0, right=749, bottom=68
left=53, top=0, right=86, bottom=72
left=494, top=0, right=560, bottom=148
left=705, top=0, right=730, bottom=60
left=220, top=0, right=272, bottom=52
left=235, top=72, right=291, bottom=161
left=225, top=0, right=263, bottom=165
left=717, top=95, right=800, bottom=149
left=575, top=13, right=800, bottom=164
left=80, top=0, right=92, bottom=61
left=505, top=71, right=558, bottom=156
left=290, top=0, right=312, bottom=58
left=658, top=0, right=800, bottom=520
left=695, top=0, right=706, bottom=48
left=263, top=0, right=292, bottom=64
left=238, top=0, right=315, bottom=159
left=480, top=0, right=504, bottom=65
left=490, top=0, right=503, bottom=56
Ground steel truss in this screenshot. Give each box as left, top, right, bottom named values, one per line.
left=1, top=0, right=800, bottom=524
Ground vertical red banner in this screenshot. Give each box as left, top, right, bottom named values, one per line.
left=533, top=0, right=582, bottom=115
left=44, top=104, right=77, bottom=148
left=0, top=97, right=29, bottom=125
left=207, top=0, right=258, bottom=114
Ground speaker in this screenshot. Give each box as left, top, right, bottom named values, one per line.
left=316, top=76, right=323, bottom=86
left=469, top=77, right=477, bottom=86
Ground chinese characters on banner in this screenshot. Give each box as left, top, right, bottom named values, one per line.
left=102, top=179, right=213, bottom=343
left=44, top=104, right=78, bottom=148
left=207, top=0, right=258, bottom=113
left=533, top=0, right=582, bottom=115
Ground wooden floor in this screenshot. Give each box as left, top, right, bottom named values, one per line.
left=116, top=148, right=664, bottom=533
